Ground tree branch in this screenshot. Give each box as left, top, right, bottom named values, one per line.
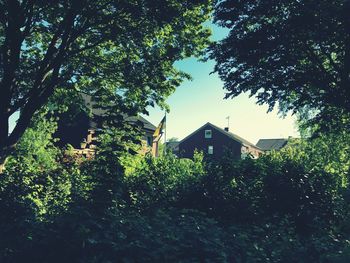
left=305, top=44, right=339, bottom=86
left=20, top=0, right=34, bottom=40
left=5, top=5, right=77, bottom=146
left=0, top=0, right=23, bottom=132
left=7, top=66, right=62, bottom=148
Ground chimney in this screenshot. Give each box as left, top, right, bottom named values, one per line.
left=224, top=127, right=229, bottom=132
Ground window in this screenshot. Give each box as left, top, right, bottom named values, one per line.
left=241, top=146, right=248, bottom=159
left=205, top=129, right=212, bottom=138
left=208, top=145, right=214, bottom=155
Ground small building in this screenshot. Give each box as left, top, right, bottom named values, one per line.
left=256, top=138, right=289, bottom=151
left=178, top=122, right=263, bottom=160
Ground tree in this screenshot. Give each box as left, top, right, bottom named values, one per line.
left=211, top=0, right=350, bottom=120
left=0, top=0, right=212, bottom=170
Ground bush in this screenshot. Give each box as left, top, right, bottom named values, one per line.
left=1, top=118, right=350, bottom=262
left=125, top=151, right=204, bottom=209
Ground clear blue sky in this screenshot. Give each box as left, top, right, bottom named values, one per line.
left=144, top=23, right=300, bottom=144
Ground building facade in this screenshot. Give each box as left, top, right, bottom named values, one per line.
left=179, top=122, right=262, bottom=160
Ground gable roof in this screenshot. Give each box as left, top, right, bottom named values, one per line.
left=180, top=122, right=261, bottom=150
left=82, top=93, right=156, bottom=132
left=125, top=115, right=157, bottom=132
left=256, top=138, right=288, bottom=151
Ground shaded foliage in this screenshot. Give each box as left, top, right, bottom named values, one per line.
left=210, top=0, right=350, bottom=131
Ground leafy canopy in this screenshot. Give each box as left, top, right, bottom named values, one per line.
left=0, top=0, right=212, bottom=159
left=211, top=0, right=350, bottom=119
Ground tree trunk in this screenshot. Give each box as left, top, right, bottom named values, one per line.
left=0, top=109, right=11, bottom=174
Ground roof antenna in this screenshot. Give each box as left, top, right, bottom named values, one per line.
left=225, top=116, right=230, bottom=132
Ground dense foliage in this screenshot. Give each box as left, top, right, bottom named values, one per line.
left=1, top=1, right=350, bottom=262
left=1, top=117, right=350, bottom=262
left=210, top=0, right=350, bottom=129
left=0, top=0, right=212, bottom=165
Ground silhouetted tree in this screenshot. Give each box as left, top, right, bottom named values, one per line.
left=211, top=0, right=350, bottom=122
left=0, top=0, right=212, bottom=169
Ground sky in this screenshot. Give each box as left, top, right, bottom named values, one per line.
left=143, top=24, right=300, bottom=145
left=9, top=23, right=300, bottom=145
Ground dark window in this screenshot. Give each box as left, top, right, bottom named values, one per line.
left=147, top=136, right=152, bottom=146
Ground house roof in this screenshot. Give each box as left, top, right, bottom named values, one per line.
left=125, top=115, right=157, bottom=132
left=180, top=122, right=261, bottom=150
left=256, top=138, right=288, bottom=151
left=82, top=93, right=156, bottom=132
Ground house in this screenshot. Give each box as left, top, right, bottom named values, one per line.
left=178, top=122, right=263, bottom=160
left=55, top=94, right=157, bottom=157
left=256, top=138, right=289, bottom=151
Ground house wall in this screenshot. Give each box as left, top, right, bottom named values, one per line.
left=179, top=124, right=242, bottom=159
left=139, top=129, right=155, bottom=155
left=241, top=145, right=263, bottom=159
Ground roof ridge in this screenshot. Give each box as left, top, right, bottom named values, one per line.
left=180, top=122, right=211, bottom=143
left=257, top=138, right=288, bottom=140
left=180, top=122, right=261, bottom=150
left=207, top=122, right=260, bottom=149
